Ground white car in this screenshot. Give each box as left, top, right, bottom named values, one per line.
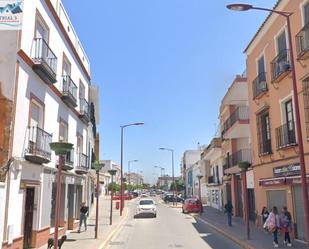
left=135, top=199, right=157, bottom=218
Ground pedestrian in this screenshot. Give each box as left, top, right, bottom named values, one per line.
left=224, top=200, right=233, bottom=227
left=78, top=202, right=89, bottom=233
left=264, top=206, right=280, bottom=248
left=280, top=206, right=292, bottom=247
left=261, top=206, right=269, bottom=224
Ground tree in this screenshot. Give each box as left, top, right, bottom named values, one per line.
left=108, top=182, right=120, bottom=192
left=170, top=180, right=185, bottom=192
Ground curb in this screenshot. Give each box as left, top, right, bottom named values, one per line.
left=196, top=216, right=254, bottom=249
left=98, top=207, right=129, bottom=249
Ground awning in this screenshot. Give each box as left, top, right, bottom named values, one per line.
left=259, top=174, right=309, bottom=186
left=224, top=165, right=241, bottom=175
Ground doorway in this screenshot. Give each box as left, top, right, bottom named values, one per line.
left=23, top=187, right=35, bottom=249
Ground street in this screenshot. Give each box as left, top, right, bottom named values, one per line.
left=106, top=198, right=242, bottom=249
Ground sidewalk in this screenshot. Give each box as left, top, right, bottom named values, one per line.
left=197, top=206, right=307, bottom=249
left=39, top=196, right=130, bottom=249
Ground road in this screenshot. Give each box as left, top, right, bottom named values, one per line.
left=106, top=197, right=242, bottom=249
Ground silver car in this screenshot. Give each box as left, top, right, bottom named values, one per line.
left=135, top=199, right=157, bottom=218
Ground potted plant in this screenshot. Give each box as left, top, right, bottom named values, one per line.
left=238, top=161, right=251, bottom=172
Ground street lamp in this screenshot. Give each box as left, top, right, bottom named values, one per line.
left=108, top=169, right=117, bottom=225
left=128, top=160, right=138, bottom=185
left=120, top=122, right=144, bottom=216
left=154, top=165, right=165, bottom=177
left=92, top=161, right=104, bottom=239
left=50, top=142, right=73, bottom=249
left=159, top=147, right=176, bottom=206
left=227, top=3, right=309, bottom=245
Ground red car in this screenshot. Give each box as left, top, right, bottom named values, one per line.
left=182, top=198, right=203, bottom=214
left=112, top=194, right=132, bottom=200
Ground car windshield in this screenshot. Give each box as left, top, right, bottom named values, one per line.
left=139, top=200, right=154, bottom=205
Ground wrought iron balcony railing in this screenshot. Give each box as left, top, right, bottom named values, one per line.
left=230, top=149, right=252, bottom=167
left=25, top=126, right=52, bottom=164
left=32, top=38, right=57, bottom=83
left=275, top=122, right=297, bottom=149
left=296, top=22, right=309, bottom=60
left=271, top=49, right=290, bottom=82
left=222, top=106, right=249, bottom=135
left=252, top=72, right=268, bottom=99
left=79, top=98, right=90, bottom=122
left=76, top=153, right=88, bottom=174
left=61, top=75, right=77, bottom=107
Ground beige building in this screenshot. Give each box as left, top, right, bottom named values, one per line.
left=245, top=0, right=309, bottom=241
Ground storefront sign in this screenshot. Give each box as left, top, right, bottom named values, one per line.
left=0, top=0, right=23, bottom=30
left=259, top=177, right=285, bottom=186
left=273, top=164, right=300, bottom=177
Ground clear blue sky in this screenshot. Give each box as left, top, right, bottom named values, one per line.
left=62, top=0, right=275, bottom=184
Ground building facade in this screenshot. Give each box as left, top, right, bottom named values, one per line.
left=220, top=75, right=254, bottom=219
left=0, top=0, right=99, bottom=248
left=245, top=0, right=309, bottom=241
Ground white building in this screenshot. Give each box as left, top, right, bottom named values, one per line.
left=0, top=1, right=99, bottom=248
left=181, top=149, right=203, bottom=197
left=201, top=138, right=223, bottom=210
left=100, top=160, right=121, bottom=185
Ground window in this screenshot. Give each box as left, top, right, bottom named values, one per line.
left=59, top=120, right=68, bottom=142
left=257, top=110, right=272, bottom=155
left=29, top=98, right=44, bottom=128
left=62, top=55, right=71, bottom=76
left=79, top=81, right=85, bottom=100
left=277, top=30, right=287, bottom=53
left=304, top=2, right=309, bottom=25
left=77, top=134, right=83, bottom=155
left=303, top=78, right=309, bottom=138
left=285, top=99, right=294, bottom=131
left=35, top=12, right=49, bottom=41
left=257, top=55, right=265, bottom=75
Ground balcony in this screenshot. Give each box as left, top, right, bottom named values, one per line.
left=271, top=49, right=291, bottom=83
left=79, top=98, right=89, bottom=123
left=60, top=76, right=77, bottom=108
left=32, top=38, right=57, bottom=84
left=252, top=72, right=268, bottom=99
left=25, top=126, right=52, bottom=164
left=207, top=176, right=220, bottom=185
left=222, top=106, right=249, bottom=139
left=57, top=149, right=74, bottom=171
left=275, top=122, right=297, bottom=149
left=230, top=149, right=252, bottom=167
left=296, top=23, right=309, bottom=60
left=258, top=139, right=272, bottom=156
left=75, top=153, right=88, bottom=174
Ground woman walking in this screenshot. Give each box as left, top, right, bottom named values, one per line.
left=261, top=206, right=269, bottom=224
left=78, top=202, right=89, bottom=233
left=280, top=206, right=292, bottom=247
left=264, top=206, right=280, bottom=247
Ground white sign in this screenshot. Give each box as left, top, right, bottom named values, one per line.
left=0, top=0, right=23, bottom=30
left=246, top=169, right=255, bottom=189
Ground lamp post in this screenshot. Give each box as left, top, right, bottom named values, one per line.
left=154, top=166, right=165, bottom=177
left=196, top=174, right=203, bottom=214
left=227, top=3, right=309, bottom=245
left=159, top=147, right=176, bottom=206
left=128, top=160, right=138, bottom=186
left=92, top=161, right=104, bottom=239
left=120, top=122, right=144, bottom=216
left=108, top=169, right=117, bottom=225
left=50, top=142, right=73, bottom=249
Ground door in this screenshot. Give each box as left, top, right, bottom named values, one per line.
left=285, top=100, right=295, bottom=144
left=23, top=188, right=35, bottom=249
left=304, top=2, right=309, bottom=48
left=236, top=175, right=243, bottom=217
left=267, top=190, right=287, bottom=212
left=257, top=56, right=266, bottom=88
left=293, top=185, right=309, bottom=241
left=248, top=189, right=256, bottom=221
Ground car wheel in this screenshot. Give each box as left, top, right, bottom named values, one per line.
left=182, top=208, right=185, bottom=213
left=154, top=214, right=157, bottom=218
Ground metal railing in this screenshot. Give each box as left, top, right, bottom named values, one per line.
left=271, top=49, right=290, bottom=82
left=258, top=139, right=272, bottom=155
left=252, top=72, right=268, bottom=99
left=275, top=122, right=297, bottom=149
left=64, top=149, right=74, bottom=166
left=222, top=106, right=249, bottom=135
left=230, top=149, right=252, bottom=167
left=296, top=22, right=309, bottom=58
left=79, top=98, right=89, bottom=116
left=77, top=153, right=88, bottom=170
left=26, top=126, right=52, bottom=160
left=208, top=176, right=219, bottom=184
left=32, top=38, right=57, bottom=75
left=61, top=75, right=77, bottom=103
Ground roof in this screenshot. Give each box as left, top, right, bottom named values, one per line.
left=244, top=0, right=282, bottom=53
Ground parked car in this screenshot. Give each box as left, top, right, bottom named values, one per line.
left=182, top=198, right=203, bottom=214
left=134, top=199, right=157, bottom=218
left=164, top=195, right=184, bottom=203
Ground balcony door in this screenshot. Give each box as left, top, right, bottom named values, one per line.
left=277, top=31, right=287, bottom=54
left=304, top=2, right=309, bottom=49
left=35, top=21, right=48, bottom=41
left=285, top=100, right=295, bottom=144
left=30, top=100, right=43, bottom=129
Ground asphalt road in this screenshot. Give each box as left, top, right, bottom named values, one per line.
left=106, top=197, right=242, bottom=249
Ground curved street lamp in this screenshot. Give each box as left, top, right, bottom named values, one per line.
left=120, top=122, right=144, bottom=216
left=159, top=147, right=176, bottom=206
left=227, top=3, right=309, bottom=245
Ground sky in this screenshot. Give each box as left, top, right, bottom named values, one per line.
left=62, top=0, right=275, bottom=184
